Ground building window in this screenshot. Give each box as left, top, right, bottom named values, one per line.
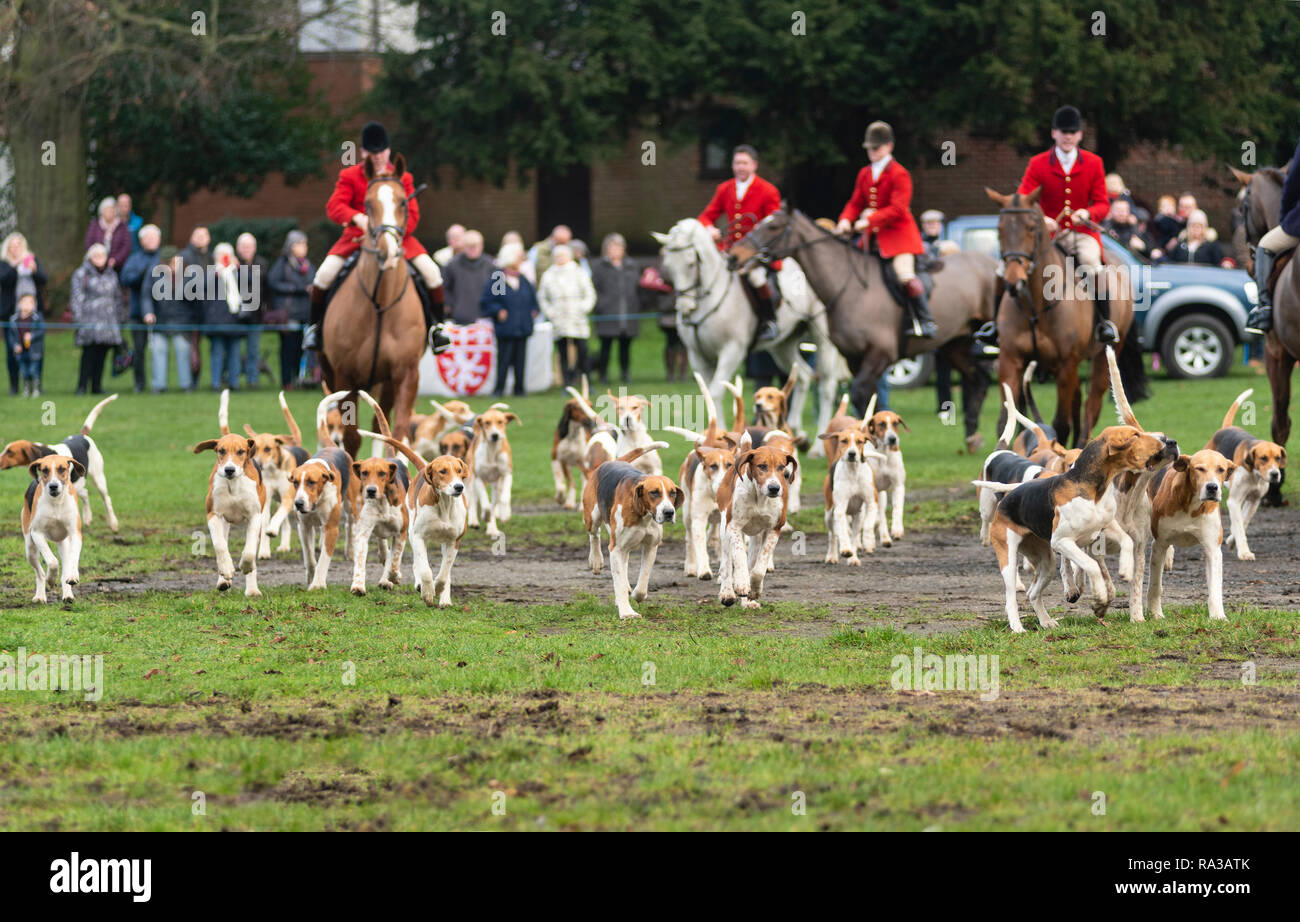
left=699, top=108, right=746, bottom=180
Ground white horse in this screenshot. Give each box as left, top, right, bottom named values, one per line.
left=652, top=218, right=848, bottom=458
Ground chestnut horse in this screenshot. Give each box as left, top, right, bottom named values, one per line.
left=1231, top=164, right=1298, bottom=451
left=320, top=155, right=426, bottom=459
left=985, top=187, right=1147, bottom=447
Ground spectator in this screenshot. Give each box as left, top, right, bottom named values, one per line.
left=234, top=233, right=268, bottom=389
left=537, top=243, right=596, bottom=387
left=117, top=194, right=144, bottom=254
left=70, top=243, right=123, bottom=395
left=443, top=230, right=496, bottom=325
left=591, top=232, right=641, bottom=385
left=144, top=246, right=195, bottom=393
left=1151, top=195, right=1182, bottom=255
left=1159, top=210, right=1234, bottom=268
left=180, top=225, right=213, bottom=384
left=267, top=230, right=314, bottom=389
left=434, top=223, right=465, bottom=267
left=529, top=224, right=572, bottom=283
left=7, top=291, right=44, bottom=397
left=84, top=196, right=130, bottom=271
left=205, top=242, right=243, bottom=392
left=1101, top=199, right=1151, bottom=255
left=638, top=256, right=684, bottom=380
left=480, top=241, right=537, bottom=397
left=119, top=224, right=163, bottom=393
left=501, top=230, right=535, bottom=285
left=1105, top=172, right=1135, bottom=210
left=570, top=238, right=593, bottom=276
left=0, top=232, right=47, bottom=395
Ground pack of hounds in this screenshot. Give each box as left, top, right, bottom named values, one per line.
left=2, top=357, right=1286, bottom=629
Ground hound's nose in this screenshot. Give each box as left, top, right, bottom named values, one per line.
left=294, top=499, right=307, bottom=511
left=1268, top=469, right=1282, bottom=483
left=886, top=434, right=899, bottom=447
left=662, top=508, right=675, bottom=522
left=452, top=483, right=464, bottom=495
left=222, top=465, right=238, bottom=478
left=489, top=432, right=501, bottom=442
left=1205, top=483, right=1219, bottom=497
left=845, top=450, right=858, bottom=462
left=366, top=486, right=378, bottom=498
left=765, top=483, right=782, bottom=497
left=47, top=483, right=60, bottom=495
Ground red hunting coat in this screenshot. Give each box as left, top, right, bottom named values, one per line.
left=1017, top=148, right=1109, bottom=246
left=326, top=162, right=428, bottom=260
left=839, top=159, right=924, bottom=259
left=698, top=175, right=783, bottom=249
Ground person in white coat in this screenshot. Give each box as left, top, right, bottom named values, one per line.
left=537, top=244, right=595, bottom=386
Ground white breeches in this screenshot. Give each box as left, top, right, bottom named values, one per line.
left=312, top=251, right=443, bottom=290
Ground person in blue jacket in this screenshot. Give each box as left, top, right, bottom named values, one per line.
left=1246, top=133, right=1300, bottom=334
left=480, top=240, right=538, bottom=397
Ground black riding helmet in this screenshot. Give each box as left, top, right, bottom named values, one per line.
left=360, top=121, right=389, bottom=154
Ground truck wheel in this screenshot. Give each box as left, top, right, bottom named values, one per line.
left=1160, top=314, right=1233, bottom=379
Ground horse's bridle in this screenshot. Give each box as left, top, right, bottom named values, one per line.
left=354, top=174, right=413, bottom=391
left=663, top=234, right=733, bottom=326
left=732, top=211, right=869, bottom=315
left=997, top=205, right=1048, bottom=276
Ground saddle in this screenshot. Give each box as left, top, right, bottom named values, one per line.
left=327, top=250, right=434, bottom=327
left=879, top=251, right=936, bottom=304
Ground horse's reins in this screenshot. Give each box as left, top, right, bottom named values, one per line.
left=738, top=211, right=870, bottom=317
left=664, top=235, right=735, bottom=328
left=998, top=204, right=1077, bottom=367
left=354, top=175, right=426, bottom=391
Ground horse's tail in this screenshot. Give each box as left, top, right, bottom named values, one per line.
left=1222, top=388, right=1254, bottom=429
left=1116, top=329, right=1151, bottom=404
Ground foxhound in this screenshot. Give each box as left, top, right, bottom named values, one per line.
left=243, top=391, right=309, bottom=558
left=820, top=424, right=887, bottom=565
left=601, top=388, right=661, bottom=475
left=977, top=425, right=1178, bottom=632
left=716, top=435, right=797, bottom=609
left=678, top=442, right=735, bottom=579
left=554, top=378, right=597, bottom=508
left=582, top=443, right=681, bottom=619
left=347, top=393, right=409, bottom=595
left=863, top=393, right=909, bottom=546
left=23, top=455, right=84, bottom=603
left=412, top=398, right=474, bottom=460
left=1205, top=389, right=1286, bottom=561
left=289, top=393, right=361, bottom=589
left=977, top=386, right=1046, bottom=546
left=192, top=404, right=266, bottom=597
left=1142, top=449, right=1234, bottom=622
left=726, top=377, right=803, bottom=515
left=470, top=406, right=520, bottom=538
left=1, top=394, right=120, bottom=532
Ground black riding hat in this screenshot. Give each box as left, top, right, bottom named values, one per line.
left=1052, top=106, right=1082, bottom=132
left=361, top=121, right=389, bottom=153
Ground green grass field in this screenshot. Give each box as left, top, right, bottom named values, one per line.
left=1, top=330, right=1297, bottom=830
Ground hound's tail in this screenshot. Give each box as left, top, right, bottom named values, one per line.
left=279, top=391, right=303, bottom=446
left=619, top=441, right=670, bottom=465
left=564, top=387, right=601, bottom=422
left=971, top=479, right=1020, bottom=494
left=1115, top=327, right=1151, bottom=404
left=1002, top=383, right=1050, bottom=450
left=356, top=390, right=391, bottom=438
left=996, top=386, right=1020, bottom=450
left=864, top=391, right=878, bottom=422
left=80, top=393, right=119, bottom=435
left=358, top=429, right=428, bottom=471
left=1105, top=345, right=1141, bottom=429
left=724, top=376, right=745, bottom=431
left=1222, top=389, right=1254, bottom=429
left=218, top=389, right=230, bottom=435
left=831, top=392, right=851, bottom=418
left=318, top=389, right=351, bottom=447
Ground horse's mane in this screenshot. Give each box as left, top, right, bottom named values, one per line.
left=1257, top=166, right=1286, bottom=187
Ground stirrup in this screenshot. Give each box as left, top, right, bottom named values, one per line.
left=302, top=323, right=321, bottom=352
left=1245, top=306, right=1272, bottom=336
left=756, top=320, right=780, bottom=342
left=1095, top=320, right=1120, bottom=345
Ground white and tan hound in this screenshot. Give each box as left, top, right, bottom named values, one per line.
left=23, top=454, right=84, bottom=603
left=820, top=424, right=887, bottom=565
left=192, top=404, right=266, bottom=597
left=1205, top=389, right=1286, bottom=561
left=289, top=393, right=361, bottom=589
left=347, top=393, right=409, bottom=595
left=1, top=394, right=120, bottom=532
left=243, top=391, right=309, bottom=558
left=863, top=394, right=909, bottom=546
left=554, top=377, right=597, bottom=508
left=470, top=406, right=520, bottom=538
left=715, top=435, right=797, bottom=609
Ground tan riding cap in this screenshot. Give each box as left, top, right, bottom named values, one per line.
left=863, top=121, right=894, bottom=148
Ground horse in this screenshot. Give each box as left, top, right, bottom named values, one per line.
left=1231, top=164, right=1298, bottom=452
left=651, top=218, right=849, bottom=457
left=727, top=208, right=998, bottom=446
left=320, top=155, right=427, bottom=460
left=983, top=187, right=1147, bottom=447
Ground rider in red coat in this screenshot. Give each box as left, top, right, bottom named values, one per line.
left=697, top=144, right=784, bottom=341
left=974, top=105, right=1118, bottom=353
left=303, top=121, right=447, bottom=352
left=835, top=121, right=936, bottom=340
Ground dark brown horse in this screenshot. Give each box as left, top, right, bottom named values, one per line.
left=984, top=187, right=1147, bottom=447
left=320, top=155, right=426, bottom=459
left=1231, top=164, right=1298, bottom=450
left=729, top=208, right=999, bottom=448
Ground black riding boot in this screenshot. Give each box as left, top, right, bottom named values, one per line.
left=1246, top=247, right=1277, bottom=335
left=302, top=285, right=327, bottom=352
left=972, top=321, right=1000, bottom=356
left=1094, top=297, right=1119, bottom=346
left=753, top=281, right=780, bottom=342
left=424, top=283, right=452, bottom=354
left=904, top=278, right=938, bottom=340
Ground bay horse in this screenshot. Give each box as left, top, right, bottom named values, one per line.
left=651, top=218, right=849, bottom=456
left=320, top=155, right=426, bottom=460
left=1231, top=164, right=1298, bottom=451
left=728, top=208, right=999, bottom=446
left=984, top=187, right=1147, bottom=447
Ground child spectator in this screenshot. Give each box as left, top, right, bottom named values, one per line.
left=7, top=290, right=44, bottom=397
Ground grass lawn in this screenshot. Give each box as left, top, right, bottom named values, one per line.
left=0, top=330, right=1296, bottom=830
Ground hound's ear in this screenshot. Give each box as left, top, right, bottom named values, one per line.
left=352, top=462, right=363, bottom=477
left=391, top=153, right=406, bottom=176
left=505, top=412, right=521, bottom=426
left=68, top=459, right=85, bottom=482
left=634, top=481, right=648, bottom=513
left=1173, top=454, right=1191, bottom=472
left=817, top=432, right=836, bottom=441
left=1224, top=461, right=1237, bottom=478
left=895, top=415, right=911, bottom=433
left=692, top=445, right=708, bottom=462
left=719, top=433, right=739, bottom=449
left=473, top=416, right=484, bottom=431
left=273, top=435, right=289, bottom=445
left=322, top=467, right=336, bottom=482
left=783, top=452, right=799, bottom=482
left=671, top=485, right=685, bottom=508
left=193, top=439, right=219, bottom=453
left=735, top=449, right=756, bottom=474
left=246, top=438, right=256, bottom=453
left=363, top=157, right=375, bottom=181
left=27, top=460, right=41, bottom=479
left=386, top=461, right=398, bottom=478
left=1243, top=448, right=1257, bottom=470
left=1279, top=447, right=1287, bottom=465
left=985, top=187, right=1010, bottom=207
left=456, top=458, right=471, bottom=478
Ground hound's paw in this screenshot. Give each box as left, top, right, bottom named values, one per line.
left=378, top=578, right=395, bottom=591
left=245, top=587, right=262, bottom=598
left=257, top=549, right=271, bottom=560
left=891, top=528, right=904, bottom=541
left=1237, top=550, right=1256, bottom=562
left=350, top=584, right=366, bottom=596
left=1129, top=612, right=1145, bottom=623
left=239, top=555, right=255, bottom=574
left=217, top=577, right=232, bottom=592
left=1065, top=589, right=1081, bottom=603
left=619, top=610, right=642, bottom=620
left=563, top=500, right=576, bottom=510
left=846, top=556, right=861, bottom=567
left=1040, top=615, right=1060, bottom=628
left=438, top=597, right=453, bottom=608
left=741, top=598, right=761, bottom=609
left=720, top=593, right=737, bottom=607
left=633, top=587, right=648, bottom=602
left=699, top=571, right=713, bottom=581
